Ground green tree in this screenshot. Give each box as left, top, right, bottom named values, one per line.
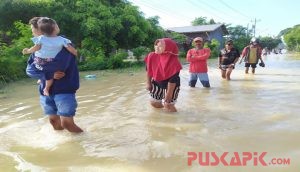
left=227, top=24, right=249, bottom=38
left=0, top=21, right=30, bottom=85
left=278, top=28, right=292, bottom=37
left=192, top=17, right=216, bottom=26
left=283, top=25, right=300, bottom=51
left=259, top=36, right=282, bottom=50
left=0, top=0, right=168, bottom=83
left=144, top=16, right=165, bottom=47
left=167, top=32, right=186, bottom=44
left=227, top=36, right=249, bottom=52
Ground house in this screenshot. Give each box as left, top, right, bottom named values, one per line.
left=167, top=24, right=229, bottom=50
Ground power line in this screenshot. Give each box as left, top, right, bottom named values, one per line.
left=129, top=0, right=251, bottom=31
left=218, top=0, right=251, bottom=19
left=186, top=0, right=228, bottom=22
left=141, top=0, right=194, bottom=20
left=134, top=0, right=194, bottom=22
left=187, top=0, right=249, bottom=26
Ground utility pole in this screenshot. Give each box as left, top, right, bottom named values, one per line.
left=252, top=18, right=261, bottom=37
left=247, top=23, right=249, bottom=37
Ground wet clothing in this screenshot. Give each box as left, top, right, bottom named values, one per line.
left=248, top=48, right=257, bottom=63
left=241, top=45, right=262, bottom=64
left=189, top=73, right=210, bottom=88
left=245, top=63, right=257, bottom=68
left=27, top=47, right=79, bottom=117
left=150, top=73, right=180, bottom=103
left=219, top=48, right=240, bottom=65
left=186, top=47, right=211, bottom=87
left=186, top=48, right=211, bottom=73
left=40, top=93, right=77, bottom=117
left=154, top=72, right=180, bottom=89
left=220, top=64, right=235, bottom=71
left=145, top=38, right=182, bottom=103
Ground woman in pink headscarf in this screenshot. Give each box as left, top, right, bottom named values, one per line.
left=144, top=38, right=182, bottom=112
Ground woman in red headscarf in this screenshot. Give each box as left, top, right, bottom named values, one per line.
left=144, top=38, right=182, bottom=112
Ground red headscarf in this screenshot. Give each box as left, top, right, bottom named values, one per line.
left=145, top=38, right=182, bottom=81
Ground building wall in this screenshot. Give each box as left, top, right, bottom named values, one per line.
left=179, top=28, right=225, bottom=50
left=171, top=27, right=226, bottom=52
left=209, top=27, right=225, bottom=50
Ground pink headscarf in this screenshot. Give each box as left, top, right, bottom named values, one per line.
left=145, top=38, right=182, bottom=81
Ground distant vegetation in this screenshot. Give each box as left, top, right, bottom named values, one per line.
left=0, top=0, right=165, bottom=87
left=282, top=25, right=300, bottom=52
left=0, top=0, right=294, bottom=88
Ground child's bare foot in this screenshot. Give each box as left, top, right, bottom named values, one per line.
left=43, top=88, right=50, bottom=96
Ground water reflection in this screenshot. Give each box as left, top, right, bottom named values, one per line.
left=0, top=53, right=299, bottom=171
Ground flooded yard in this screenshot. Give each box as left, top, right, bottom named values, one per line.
left=0, top=53, right=299, bottom=172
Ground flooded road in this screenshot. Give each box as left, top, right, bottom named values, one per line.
left=0, top=53, right=299, bottom=172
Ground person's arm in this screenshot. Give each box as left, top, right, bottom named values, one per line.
left=22, top=44, right=41, bottom=55
left=53, top=71, right=65, bottom=79
left=144, top=54, right=152, bottom=91
left=65, top=44, right=78, bottom=56
left=258, top=47, right=264, bottom=63
left=194, top=48, right=211, bottom=60
left=186, top=50, right=193, bottom=62
left=218, top=51, right=223, bottom=68
left=231, top=49, right=240, bottom=67
left=218, top=57, right=222, bottom=69
left=146, top=74, right=152, bottom=92
left=239, top=47, right=247, bottom=64
left=186, top=49, right=210, bottom=62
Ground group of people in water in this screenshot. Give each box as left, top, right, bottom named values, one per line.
left=144, top=37, right=265, bottom=113
left=23, top=16, right=266, bottom=133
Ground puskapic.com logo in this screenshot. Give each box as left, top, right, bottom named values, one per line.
left=188, top=152, right=290, bottom=166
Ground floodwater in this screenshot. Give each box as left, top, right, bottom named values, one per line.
left=0, top=53, right=299, bottom=172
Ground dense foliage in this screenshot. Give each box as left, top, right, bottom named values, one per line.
left=0, top=0, right=293, bottom=88
left=283, top=25, right=300, bottom=51
left=0, top=0, right=165, bottom=86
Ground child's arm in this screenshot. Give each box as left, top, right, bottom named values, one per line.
left=22, top=44, right=41, bottom=55
left=65, top=44, right=78, bottom=56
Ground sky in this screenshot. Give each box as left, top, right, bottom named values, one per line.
left=127, top=0, right=300, bottom=37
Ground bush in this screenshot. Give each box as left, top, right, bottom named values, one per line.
left=204, top=38, right=220, bottom=58
left=78, top=56, right=107, bottom=71
left=0, top=21, right=29, bottom=85
left=77, top=47, right=108, bottom=71
left=131, top=46, right=149, bottom=61
left=107, top=50, right=127, bottom=69
left=179, top=51, right=187, bottom=59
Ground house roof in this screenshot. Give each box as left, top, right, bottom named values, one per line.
left=167, top=24, right=229, bottom=35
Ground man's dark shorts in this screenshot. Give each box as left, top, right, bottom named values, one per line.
left=245, top=63, right=257, bottom=68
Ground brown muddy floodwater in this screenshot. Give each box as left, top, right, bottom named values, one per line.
left=0, top=53, right=299, bottom=172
